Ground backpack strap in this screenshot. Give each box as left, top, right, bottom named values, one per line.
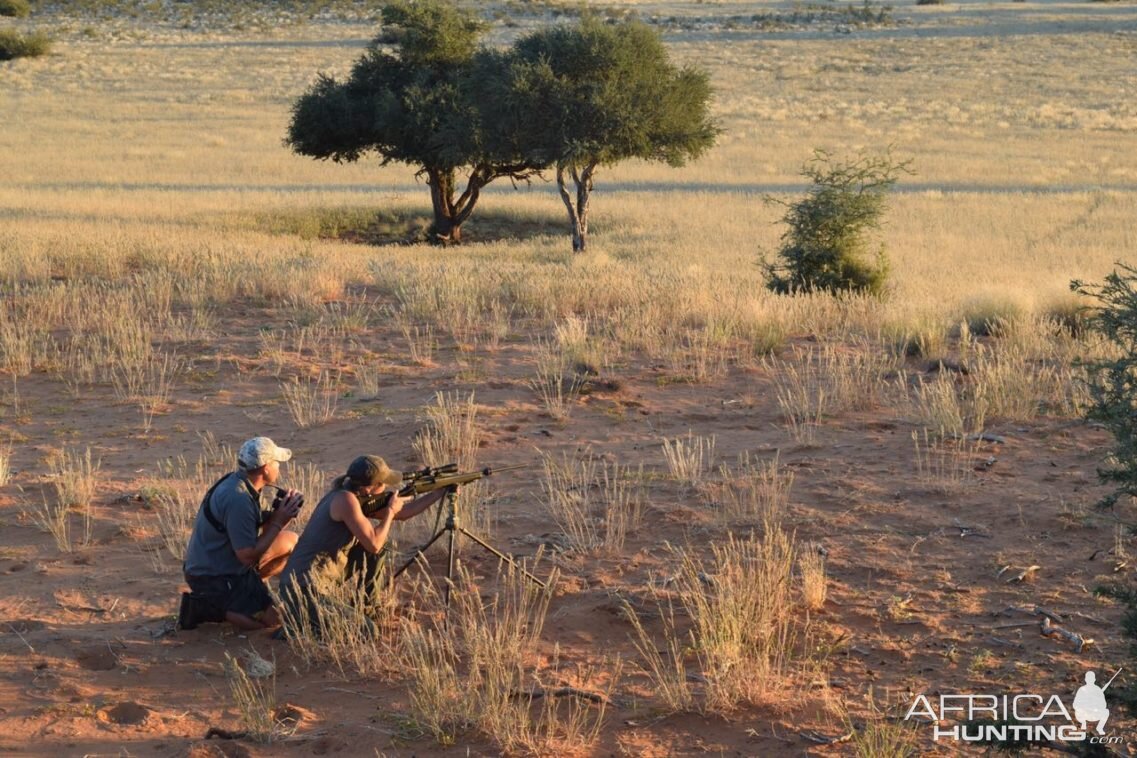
left=199, top=474, right=231, bottom=534
left=199, top=472, right=260, bottom=534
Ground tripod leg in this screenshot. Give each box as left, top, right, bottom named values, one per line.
left=393, top=527, right=449, bottom=579
left=457, top=527, right=547, bottom=588
left=445, top=522, right=458, bottom=610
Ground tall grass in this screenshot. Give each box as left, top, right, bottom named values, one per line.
left=280, top=370, right=340, bottom=427
left=0, top=441, right=11, bottom=487
left=709, top=451, right=795, bottom=524
left=413, top=391, right=480, bottom=469
left=661, top=432, right=716, bottom=483
left=139, top=435, right=238, bottom=569
left=770, top=355, right=828, bottom=445
left=398, top=561, right=613, bottom=753
left=26, top=446, right=99, bottom=551
left=276, top=556, right=402, bottom=678
left=529, top=338, right=583, bottom=422
left=404, top=391, right=490, bottom=547
left=540, top=450, right=644, bottom=553
left=626, top=526, right=802, bottom=714
left=624, top=597, right=694, bottom=712
left=138, top=485, right=196, bottom=571
left=223, top=651, right=296, bottom=744
left=911, top=428, right=980, bottom=491
left=799, top=544, right=827, bottom=612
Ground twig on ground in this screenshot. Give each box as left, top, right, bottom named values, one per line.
left=1040, top=617, right=1092, bottom=653
left=6, top=624, right=35, bottom=653
left=987, top=636, right=1025, bottom=649
left=1072, top=611, right=1107, bottom=625
left=799, top=729, right=854, bottom=745
left=1000, top=605, right=1063, bottom=623
left=997, top=565, right=1041, bottom=583
left=323, top=687, right=380, bottom=700
left=509, top=686, right=609, bottom=704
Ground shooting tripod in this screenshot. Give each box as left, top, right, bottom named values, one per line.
left=392, top=486, right=546, bottom=608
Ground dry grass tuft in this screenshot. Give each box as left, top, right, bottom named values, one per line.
left=661, top=432, right=716, bottom=484
left=540, top=450, right=644, bottom=553
left=628, top=526, right=804, bottom=715
left=413, top=391, right=480, bottom=469
left=624, top=597, right=694, bottom=713
left=277, top=555, right=402, bottom=678
left=0, top=441, right=11, bottom=487
left=848, top=691, right=919, bottom=758
left=28, top=446, right=100, bottom=552
left=710, top=451, right=794, bottom=524
left=799, top=544, right=828, bottom=611
left=398, top=560, right=614, bottom=753
left=280, top=371, right=340, bottom=428
left=911, top=428, right=980, bottom=491
left=223, top=651, right=295, bottom=744
left=529, top=338, right=583, bottom=422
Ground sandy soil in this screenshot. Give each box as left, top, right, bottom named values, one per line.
left=0, top=300, right=1132, bottom=756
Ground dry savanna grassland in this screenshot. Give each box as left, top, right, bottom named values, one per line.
left=2, top=0, right=1137, bottom=755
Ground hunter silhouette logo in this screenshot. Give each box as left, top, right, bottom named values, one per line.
left=1074, top=669, right=1120, bottom=735
left=905, top=668, right=1125, bottom=745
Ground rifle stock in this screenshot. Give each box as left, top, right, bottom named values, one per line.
left=358, top=463, right=525, bottom=515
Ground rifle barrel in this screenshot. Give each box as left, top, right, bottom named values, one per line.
left=398, top=462, right=528, bottom=496
left=482, top=463, right=527, bottom=475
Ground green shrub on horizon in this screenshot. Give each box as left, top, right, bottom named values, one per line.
left=0, top=0, right=31, bottom=19
left=0, top=28, right=51, bottom=60
left=762, top=149, right=911, bottom=297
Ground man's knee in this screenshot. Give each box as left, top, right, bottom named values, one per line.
left=267, top=529, right=298, bottom=557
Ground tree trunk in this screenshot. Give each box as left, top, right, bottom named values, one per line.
left=556, top=162, right=596, bottom=253
left=426, top=168, right=459, bottom=243
left=424, top=166, right=492, bottom=245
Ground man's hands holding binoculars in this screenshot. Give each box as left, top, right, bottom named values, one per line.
left=268, top=488, right=304, bottom=528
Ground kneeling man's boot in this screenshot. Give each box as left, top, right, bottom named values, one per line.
left=177, top=592, right=218, bottom=631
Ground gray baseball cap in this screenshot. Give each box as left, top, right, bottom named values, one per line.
left=237, top=437, right=292, bottom=469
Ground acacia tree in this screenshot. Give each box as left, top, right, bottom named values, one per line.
left=285, top=1, right=539, bottom=243
left=502, top=19, right=718, bottom=252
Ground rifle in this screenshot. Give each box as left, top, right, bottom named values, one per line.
left=358, top=463, right=526, bottom=516
left=360, top=461, right=547, bottom=603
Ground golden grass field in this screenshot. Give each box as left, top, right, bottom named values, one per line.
left=1, top=0, right=1137, bottom=755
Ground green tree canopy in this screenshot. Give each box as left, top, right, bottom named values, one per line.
left=285, top=0, right=539, bottom=243
left=500, top=18, right=718, bottom=251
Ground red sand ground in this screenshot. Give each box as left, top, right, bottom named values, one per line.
left=0, top=302, right=1133, bottom=756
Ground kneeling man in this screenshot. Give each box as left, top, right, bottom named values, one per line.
left=179, top=436, right=303, bottom=631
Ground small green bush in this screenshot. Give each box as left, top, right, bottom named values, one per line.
left=762, top=149, right=911, bottom=296
left=1073, top=262, right=1137, bottom=510
left=915, top=0, right=944, bottom=5
left=0, top=0, right=31, bottom=19
left=0, top=28, right=51, bottom=60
